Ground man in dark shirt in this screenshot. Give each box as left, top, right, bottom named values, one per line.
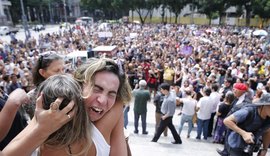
left=132, top=80, right=151, bottom=134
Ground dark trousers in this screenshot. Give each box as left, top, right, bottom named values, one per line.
left=152, top=116, right=182, bottom=143
left=134, top=111, right=147, bottom=132
left=208, top=112, right=216, bottom=136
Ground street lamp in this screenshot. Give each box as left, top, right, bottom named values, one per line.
left=20, top=0, right=31, bottom=42
left=63, top=0, right=68, bottom=25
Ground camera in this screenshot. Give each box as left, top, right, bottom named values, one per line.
left=243, top=144, right=253, bottom=154
left=243, top=136, right=262, bottom=154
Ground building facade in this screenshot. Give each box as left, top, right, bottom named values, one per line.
left=0, top=0, right=12, bottom=25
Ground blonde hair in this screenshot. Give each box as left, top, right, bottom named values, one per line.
left=37, top=74, right=91, bottom=155
left=74, top=58, right=132, bottom=104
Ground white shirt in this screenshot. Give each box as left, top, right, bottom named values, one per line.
left=210, top=92, right=221, bottom=113
left=182, top=97, right=197, bottom=116
left=235, top=93, right=246, bottom=106
left=197, top=96, right=214, bottom=120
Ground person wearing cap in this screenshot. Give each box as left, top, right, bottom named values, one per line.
left=132, top=79, right=151, bottom=134
left=223, top=93, right=270, bottom=156
left=217, top=82, right=252, bottom=156
left=229, top=83, right=252, bottom=115
left=151, top=83, right=182, bottom=144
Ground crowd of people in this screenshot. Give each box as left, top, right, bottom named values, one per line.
left=0, top=22, right=270, bottom=155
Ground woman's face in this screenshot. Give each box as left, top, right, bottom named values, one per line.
left=39, top=59, right=65, bottom=79
left=83, top=71, right=120, bottom=122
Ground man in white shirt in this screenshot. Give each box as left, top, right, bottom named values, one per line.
left=196, top=87, right=214, bottom=140
left=208, top=83, right=221, bottom=137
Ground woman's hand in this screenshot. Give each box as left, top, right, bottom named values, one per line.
left=31, top=93, right=75, bottom=138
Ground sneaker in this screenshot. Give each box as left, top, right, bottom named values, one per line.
left=142, top=131, right=148, bottom=135
left=134, top=130, right=138, bottom=134
left=187, top=135, right=190, bottom=138
left=196, top=136, right=201, bottom=140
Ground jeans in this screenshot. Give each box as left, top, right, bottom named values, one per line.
left=134, top=111, right=147, bottom=132
left=196, top=118, right=210, bottom=140
left=123, top=105, right=130, bottom=129
left=178, top=114, right=193, bottom=136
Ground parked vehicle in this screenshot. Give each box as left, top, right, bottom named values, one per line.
left=33, top=24, right=45, bottom=31
left=75, top=17, right=94, bottom=25
left=0, top=26, right=19, bottom=35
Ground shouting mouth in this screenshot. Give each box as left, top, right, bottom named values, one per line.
left=90, top=106, right=103, bottom=114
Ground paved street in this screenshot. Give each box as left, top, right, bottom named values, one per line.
left=126, top=99, right=270, bottom=156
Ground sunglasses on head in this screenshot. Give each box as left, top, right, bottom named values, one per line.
left=38, top=51, right=58, bottom=68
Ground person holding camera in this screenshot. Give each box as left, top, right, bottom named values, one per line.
left=223, top=93, right=270, bottom=156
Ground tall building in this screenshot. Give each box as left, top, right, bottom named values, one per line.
left=0, top=0, right=12, bottom=25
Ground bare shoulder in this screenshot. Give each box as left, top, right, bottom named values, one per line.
left=95, top=101, right=124, bottom=142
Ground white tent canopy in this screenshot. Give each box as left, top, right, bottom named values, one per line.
left=66, top=51, right=88, bottom=58
left=92, top=46, right=117, bottom=52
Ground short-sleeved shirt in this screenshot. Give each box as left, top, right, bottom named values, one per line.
left=182, top=98, right=197, bottom=116
left=218, top=103, right=231, bottom=118
left=233, top=106, right=265, bottom=132
left=197, top=96, right=214, bottom=120
left=228, top=106, right=270, bottom=149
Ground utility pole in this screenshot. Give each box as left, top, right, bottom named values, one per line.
left=20, top=0, right=31, bottom=42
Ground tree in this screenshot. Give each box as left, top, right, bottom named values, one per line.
left=166, top=0, right=188, bottom=23
left=227, top=0, right=253, bottom=26
left=253, top=0, right=270, bottom=27
left=133, top=0, right=154, bottom=24
left=196, top=0, right=220, bottom=25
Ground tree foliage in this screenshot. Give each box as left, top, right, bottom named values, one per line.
left=9, top=0, right=270, bottom=25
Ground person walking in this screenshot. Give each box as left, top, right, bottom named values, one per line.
left=151, top=83, right=182, bottom=144
left=133, top=80, right=151, bottom=134
left=153, top=89, right=168, bottom=137
left=178, top=88, right=197, bottom=138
